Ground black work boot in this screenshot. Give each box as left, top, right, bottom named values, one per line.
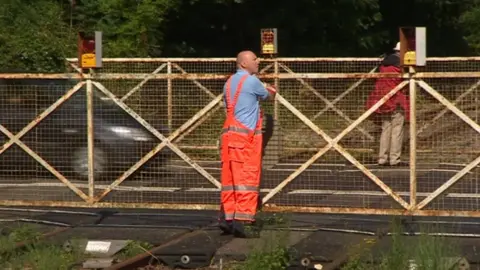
left=218, top=219, right=233, bottom=235
left=217, top=207, right=234, bottom=235
left=232, top=220, right=261, bottom=238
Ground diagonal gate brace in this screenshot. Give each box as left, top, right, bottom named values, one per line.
left=93, top=82, right=222, bottom=202
left=262, top=81, right=410, bottom=209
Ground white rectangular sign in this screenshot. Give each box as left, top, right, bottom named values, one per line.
left=85, top=241, right=111, bottom=253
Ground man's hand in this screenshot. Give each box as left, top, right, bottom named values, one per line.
left=263, top=82, right=277, bottom=101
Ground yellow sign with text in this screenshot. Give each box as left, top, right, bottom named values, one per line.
left=404, top=51, right=416, bottom=66
left=81, top=53, right=96, bottom=69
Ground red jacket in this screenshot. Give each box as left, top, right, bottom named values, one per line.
left=366, top=56, right=409, bottom=121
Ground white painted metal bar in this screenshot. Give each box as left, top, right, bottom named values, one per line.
left=262, top=81, right=410, bottom=209
left=415, top=80, right=480, bottom=210
left=120, top=63, right=167, bottom=102
left=93, top=82, right=223, bottom=202
left=279, top=63, right=374, bottom=140
left=68, top=62, right=83, bottom=74
left=171, top=63, right=217, bottom=99
left=173, top=103, right=222, bottom=144
left=66, top=57, right=382, bottom=62
left=409, top=68, right=417, bottom=210
left=416, top=155, right=480, bottom=210
left=66, top=57, right=480, bottom=62
left=167, top=62, right=173, bottom=130
left=7, top=72, right=480, bottom=80
left=274, top=60, right=279, bottom=121
left=172, top=62, right=273, bottom=144
left=86, top=79, right=95, bottom=198
left=5, top=181, right=480, bottom=199
left=0, top=126, right=90, bottom=202
left=417, top=80, right=480, bottom=136
left=417, top=79, right=480, bottom=135
left=309, top=66, right=378, bottom=121
left=0, top=82, right=85, bottom=156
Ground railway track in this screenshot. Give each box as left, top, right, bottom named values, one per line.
left=1, top=208, right=480, bottom=269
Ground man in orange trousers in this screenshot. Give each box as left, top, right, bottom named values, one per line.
left=218, top=50, right=276, bottom=238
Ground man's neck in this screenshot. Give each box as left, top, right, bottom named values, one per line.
left=237, top=68, right=252, bottom=75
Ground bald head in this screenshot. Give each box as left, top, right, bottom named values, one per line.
left=236, top=50, right=260, bottom=75
left=236, top=51, right=254, bottom=65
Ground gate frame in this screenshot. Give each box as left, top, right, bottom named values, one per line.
left=0, top=57, right=479, bottom=218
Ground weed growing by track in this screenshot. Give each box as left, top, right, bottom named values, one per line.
left=225, top=212, right=292, bottom=270
left=342, top=218, right=461, bottom=270
left=0, top=224, right=84, bottom=270
left=0, top=223, right=155, bottom=270
left=117, top=240, right=154, bottom=260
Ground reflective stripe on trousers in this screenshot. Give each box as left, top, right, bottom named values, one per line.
left=224, top=212, right=256, bottom=220
left=222, top=185, right=259, bottom=192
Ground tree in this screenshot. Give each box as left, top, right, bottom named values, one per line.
left=0, top=0, right=478, bottom=74
left=73, top=0, right=180, bottom=57
left=0, top=0, right=76, bottom=72
left=380, top=0, right=472, bottom=56
left=161, top=0, right=389, bottom=57
left=459, top=0, right=480, bottom=54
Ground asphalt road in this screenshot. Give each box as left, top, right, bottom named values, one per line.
left=0, top=160, right=478, bottom=214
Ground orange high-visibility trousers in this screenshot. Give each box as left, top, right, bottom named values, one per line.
left=220, top=74, right=263, bottom=222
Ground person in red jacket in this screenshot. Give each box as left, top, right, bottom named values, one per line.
left=366, top=42, right=409, bottom=166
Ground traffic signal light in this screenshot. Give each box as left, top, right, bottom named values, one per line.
left=399, top=27, right=426, bottom=67
left=260, top=28, right=278, bottom=56
left=78, top=31, right=103, bottom=69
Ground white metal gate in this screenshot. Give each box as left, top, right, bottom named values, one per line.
left=0, top=57, right=479, bottom=217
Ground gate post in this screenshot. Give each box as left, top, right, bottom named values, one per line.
left=262, top=59, right=282, bottom=169
left=86, top=77, right=95, bottom=200
left=409, top=66, right=417, bottom=209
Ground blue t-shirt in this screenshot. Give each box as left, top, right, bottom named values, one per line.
left=223, top=69, right=270, bottom=130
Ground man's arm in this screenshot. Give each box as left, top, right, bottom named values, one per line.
left=251, top=76, right=276, bottom=101
left=263, top=83, right=277, bottom=101
left=222, top=84, right=227, bottom=113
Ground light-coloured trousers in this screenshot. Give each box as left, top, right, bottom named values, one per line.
left=378, top=111, right=405, bottom=165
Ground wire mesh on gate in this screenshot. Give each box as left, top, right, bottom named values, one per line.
left=260, top=58, right=414, bottom=211
left=414, top=58, right=480, bottom=213
left=83, top=59, right=236, bottom=206
left=0, top=79, right=90, bottom=203
left=2, top=57, right=480, bottom=217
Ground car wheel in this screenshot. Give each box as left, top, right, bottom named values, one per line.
left=71, top=146, right=107, bottom=180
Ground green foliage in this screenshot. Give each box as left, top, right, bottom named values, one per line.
left=73, top=0, right=179, bottom=57
left=0, top=224, right=82, bottom=269
left=341, top=219, right=461, bottom=270
left=377, top=220, right=411, bottom=270
left=1, top=0, right=480, bottom=73
left=459, top=0, right=480, bottom=54
left=410, top=227, right=460, bottom=270
left=240, top=244, right=290, bottom=270
left=341, top=238, right=376, bottom=270
left=116, top=240, right=154, bottom=260
left=0, top=224, right=41, bottom=254
left=0, top=0, right=76, bottom=72
left=227, top=213, right=292, bottom=270
left=233, top=230, right=291, bottom=270
left=0, top=225, right=156, bottom=269
left=4, top=243, right=84, bottom=270
left=7, top=224, right=41, bottom=243
left=161, top=0, right=388, bottom=57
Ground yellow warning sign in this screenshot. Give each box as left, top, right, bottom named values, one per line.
left=81, top=53, right=96, bottom=69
